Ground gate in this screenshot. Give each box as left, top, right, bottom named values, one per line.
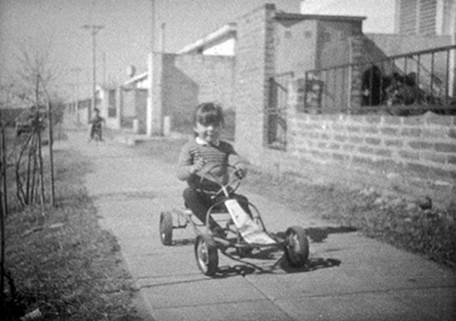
left=267, top=72, right=293, bottom=150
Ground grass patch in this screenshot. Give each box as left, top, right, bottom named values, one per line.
left=3, top=147, right=143, bottom=320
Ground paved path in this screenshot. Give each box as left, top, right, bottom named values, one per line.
left=59, top=131, right=455, bottom=321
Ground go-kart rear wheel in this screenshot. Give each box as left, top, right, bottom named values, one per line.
left=159, top=211, right=173, bottom=245
left=284, top=226, right=309, bottom=267
left=194, top=234, right=219, bottom=276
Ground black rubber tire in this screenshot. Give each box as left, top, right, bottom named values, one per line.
left=159, top=211, right=173, bottom=245
left=284, top=226, right=309, bottom=267
left=194, top=234, right=219, bottom=276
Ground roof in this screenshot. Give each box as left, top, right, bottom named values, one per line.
left=176, top=12, right=365, bottom=55
left=275, top=12, right=366, bottom=22
left=177, top=23, right=236, bottom=54
left=123, top=72, right=148, bottom=87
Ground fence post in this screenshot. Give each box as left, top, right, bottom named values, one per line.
left=0, top=125, right=6, bottom=308
left=304, top=72, right=308, bottom=111
left=1, top=125, right=7, bottom=220
left=450, top=37, right=456, bottom=98
left=116, top=86, right=123, bottom=129
left=348, top=36, right=363, bottom=113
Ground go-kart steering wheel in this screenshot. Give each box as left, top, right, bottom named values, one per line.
left=197, top=163, right=245, bottom=197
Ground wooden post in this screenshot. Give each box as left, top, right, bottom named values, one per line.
left=30, top=137, right=37, bottom=204
left=0, top=130, right=4, bottom=307
left=37, top=129, right=45, bottom=208
left=47, top=100, right=55, bottom=206
left=1, top=126, right=8, bottom=216
left=39, top=78, right=56, bottom=207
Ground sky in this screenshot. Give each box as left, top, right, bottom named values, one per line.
left=300, top=0, right=395, bottom=34
left=0, top=0, right=395, bottom=102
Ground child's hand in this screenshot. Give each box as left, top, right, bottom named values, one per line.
left=234, top=167, right=247, bottom=179
left=191, top=158, right=206, bottom=174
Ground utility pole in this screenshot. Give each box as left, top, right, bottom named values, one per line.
left=70, top=67, right=82, bottom=114
left=147, top=0, right=156, bottom=136
left=82, top=24, right=104, bottom=123
left=160, top=22, right=166, bottom=52
left=102, top=52, right=106, bottom=85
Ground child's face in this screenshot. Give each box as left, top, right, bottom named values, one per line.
left=194, top=121, right=221, bottom=143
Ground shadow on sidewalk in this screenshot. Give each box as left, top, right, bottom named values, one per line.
left=213, top=252, right=341, bottom=278
left=304, top=226, right=357, bottom=243
left=280, top=257, right=341, bottom=273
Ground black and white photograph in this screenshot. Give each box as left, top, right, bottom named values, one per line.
left=0, top=0, right=455, bottom=320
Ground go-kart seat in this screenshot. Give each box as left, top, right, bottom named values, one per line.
left=184, top=200, right=227, bottom=213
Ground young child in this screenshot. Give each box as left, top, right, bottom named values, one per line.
left=89, top=108, right=105, bottom=141
left=177, top=102, right=250, bottom=232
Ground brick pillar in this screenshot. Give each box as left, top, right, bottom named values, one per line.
left=348, top=36, right=363, bottom=113
left=99, top=87, right=109, bottom=120
left=288, top=78, right=306, bottom=113
left=233, top=4, right=276, bottom=164
left=147, top=52, right=164, bottom=136
left=286, top=78, right=305, bottom=153
left=152, top=52, right=164, bottom=135
left=451, top=32, right=456, bottom=98
left=115, top=86, right=123, bottom=129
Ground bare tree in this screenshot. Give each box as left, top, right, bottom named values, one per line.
left=13, top=39, right=63, bottom=105
left=9, top=40, right=62, bottom=207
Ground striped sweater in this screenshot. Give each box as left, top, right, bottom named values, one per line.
left=176, top=138, right=247, bottom=190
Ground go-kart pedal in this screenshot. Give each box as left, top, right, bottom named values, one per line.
left=211, top=225, right=227, bottom=238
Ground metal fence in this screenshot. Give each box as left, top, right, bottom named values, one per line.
left=304, top=45, right=456, bottom=114
left=267, top=72, right=293, bottom=150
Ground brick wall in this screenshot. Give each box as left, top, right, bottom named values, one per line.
left=159, top=53, right=234, bottom=131
left=135, top=89, right=148, bottom=133
left=262, top=79, right=456, bottom=201
left=289, top=111, right=455, bottom=183
left=418, top=0, right=437, bottom=35
left=399, top=0, right=418, bottom=35
left=398, top=0, right=440, bottom=36
left=234, top=3, right=276, bottom=164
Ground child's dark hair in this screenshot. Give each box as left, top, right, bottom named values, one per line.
left=193, top=102, right=224, bottom=126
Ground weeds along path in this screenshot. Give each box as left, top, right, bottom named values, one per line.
left=5, top=131, right=147, bottom=320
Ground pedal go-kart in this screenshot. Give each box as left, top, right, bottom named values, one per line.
left=159, top=164, right=309, bottom=276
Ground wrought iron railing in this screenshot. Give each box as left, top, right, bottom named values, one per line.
left=304, top=45, right=456, bottom=115
left=267, top=72, right=293, bottom=150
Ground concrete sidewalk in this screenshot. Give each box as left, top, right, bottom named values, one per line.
left=60, top=131, right=455, bottom=321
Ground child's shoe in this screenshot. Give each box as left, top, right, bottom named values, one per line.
left=211, top=225, right=226, bottom=238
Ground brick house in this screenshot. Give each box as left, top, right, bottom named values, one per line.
left=172, top=3, right=456, bottom=203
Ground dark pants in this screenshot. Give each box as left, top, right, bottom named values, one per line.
left=183, top=187, right=250, bottom=227
left=90, top=124, right=102, bottom=140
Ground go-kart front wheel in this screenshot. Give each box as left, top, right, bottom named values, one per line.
left=284, top=226, right=309, bottom=267
left=194, top=234, right=219, bottom=276
left=159, top=211, right=173, bottom=245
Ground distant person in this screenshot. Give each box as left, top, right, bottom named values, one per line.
left=89, top=108, right=105, bottom=142
left=176, top=102, right=250, bottom=233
